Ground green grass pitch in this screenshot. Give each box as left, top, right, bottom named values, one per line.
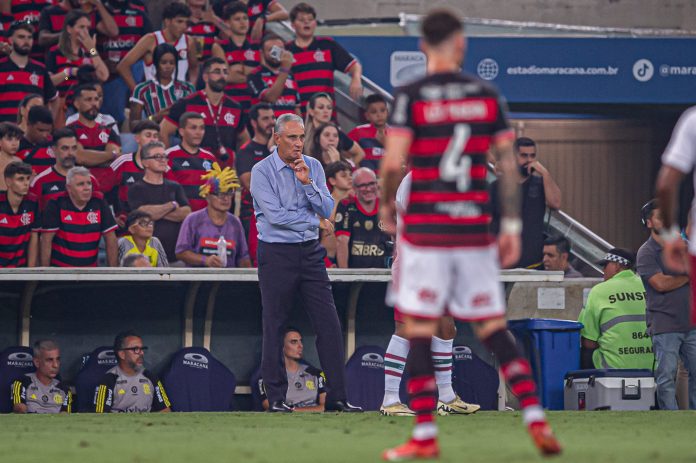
left=1, top=411, right=695, bottom=463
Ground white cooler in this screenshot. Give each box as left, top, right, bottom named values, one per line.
left=563, top=369, right=656, bottom=411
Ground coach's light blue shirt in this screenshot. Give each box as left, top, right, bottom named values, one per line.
left=251, top=149, right=334, bottom=243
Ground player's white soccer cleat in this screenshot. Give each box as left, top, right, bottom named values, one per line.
left=436, top=395, right=480, bottom=415
left=380, top=402, right=416, bottom=416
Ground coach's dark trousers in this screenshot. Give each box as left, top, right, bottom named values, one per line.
left=258, top=239, right=347, bottom=404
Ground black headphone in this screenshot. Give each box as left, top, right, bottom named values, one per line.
left=641, top=199, right=657, bottom=227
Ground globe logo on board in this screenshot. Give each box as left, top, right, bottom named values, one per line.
left=477, top=58, right=499, bottom=81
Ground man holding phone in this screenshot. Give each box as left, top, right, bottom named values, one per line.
left=247, top=33, right=301, bottom=118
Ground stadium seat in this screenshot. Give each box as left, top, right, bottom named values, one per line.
left=0, top=346, right=35, bottom=413
left=451, top=345, right=500, bottom=410
left=162, top=347, right=236, bottom=412
left=249, top=364, right=264, bottom=411
left=74, top=346, right=118, bottom=413
left=345, top=345, right=387, bottom=411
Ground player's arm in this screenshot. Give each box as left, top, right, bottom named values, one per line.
left=347, top=61, right=363, bottom=101
left=336, top=234, right=349, bottom=268
left=93, top=373, right=116, bottom=413
left=379, top=129, right=411, bottom=235
left=266, top=1, right=289, bottom=22
left=11, top=377, right=30, bottom=414
left=144, top=371, right=171, bottom=412
left=492, top=132, right=523, bottom=268
left=656, top=165, right=688, bottom=272
left=39, top=231, right=55, bottom=266
left=117, top=34, right=155, bottom=92
left=531, top=160, right=561, bottom=210
left=27, top=231, right=39, bottom=267
left=39, top=199, right=59, bottom=266
left=135, top=204, right=177, bottom=221
left=343, top=140, right=365, bottom=166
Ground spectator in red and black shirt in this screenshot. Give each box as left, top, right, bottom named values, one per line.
left=30, top=127, right=101, bottom=210
left=349, top=93, right=388, bottom=174
left=66, top=83, right=119, bottom=193
left=0, top=121, right=22, bottom=191
left=46, top=11, right=109, bottom=125
left=247, top=34, right=300, bottom=119
left=186, top=0, right=221, bottom=62
left=0, top=161, right=40, bottom=267
left=211, top=0, right=288, bottom=43
left=38, top=0, right=118, bottom=50
left=286, top=2, right=362, bottom=115
left=0, top=21, right=58, bottom=123
left=109, top=119, right=159, bottom=222
left=2, top=0, right=54, bottom=61
left=18, top=105, right=54, bottom=175
left=40, top=165, right=117, bottom=267
left=164, top=112, right=216, bottom=212
left=211, top=1, right=261, bottom=113
left=161, top=57, right=249, bottom=167
left=17, top=94, right=45, bottom=133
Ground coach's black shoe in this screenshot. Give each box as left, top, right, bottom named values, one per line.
left=325, top=400, right=363, bottom=413
left=269, top=400, right=294, bottom=413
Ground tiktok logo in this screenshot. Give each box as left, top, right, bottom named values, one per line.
left=632, top=59, right=654, bottom=82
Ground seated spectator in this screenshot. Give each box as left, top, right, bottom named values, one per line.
left=66, top=84, right=120, bottom=192
left=40, top=166, right=117, bottom=266
left=348, top=93, right=388, bottom=173
left=118, top=210, right=168, bottom=267
left=129, top=43, right=196, bottom=128
left=212, top=0, right=288, bottom=43
left=0, top=122, right=23, bottom=190
left=260, top=327, right=326, bottom=412
left=542, top=235, right=583, bottom=278
left=211, top=2, right=261, bottom=114
left=10, top=339, right=72, bottom=414
left=164, top=112, right=217, bottom=212
left=45, top=11, right=109, bottom=124
left=335, top=167, right=391, bottom=268
left=304, top=93, right=363, bottom=166
left=309, top=122, right=363, bottom=169
left=121, top=253, right=151, bottom=267
left=94, top=330, right=171, bottom=413
left=0, top=162, right=40, bottom=268
left=286, top=2, right=362, bottom=112
left=176, top=163, right=251, bottom=268
left=16, top=94, right=44, bottom=133
left=578, top=248, right=653, bottom=369
left=65, top=75, right=119, bottom=135
left=247, top=33, right=300, bottom=118
left=30, top=128, right=99, bottom=210
left=109, top=120, right=161, bottom=224
left=128, top=141, right=191, bottom=263
left=18, top=106, right=54, bottom=176
left=320, top=160, right=353, bottom=267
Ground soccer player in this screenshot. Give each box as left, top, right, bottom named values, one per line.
left=11, top=339, right=72, bottom=414
left=0, top=122, right=23, bottom=191
left=349, top=93, right=388, bottom=173
left=379, top=10, right=561, bottom=460
left=0, top=161, right=40, bottom=268
left=94, top=331, right=171, bottom=413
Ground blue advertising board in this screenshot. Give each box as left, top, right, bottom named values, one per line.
left=335, top=36, right=696, bottom=105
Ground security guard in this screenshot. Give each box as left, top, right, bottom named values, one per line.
left=578, top=248, right=653, bottom=369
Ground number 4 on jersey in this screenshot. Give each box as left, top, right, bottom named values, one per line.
left=439, top=123, right=472, bottom=192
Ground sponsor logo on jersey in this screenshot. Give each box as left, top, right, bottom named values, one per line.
left=131, top=386, right=138, bottom=394
left=126, top=176, right=135, bottom=184
left=50, top=185, right=60, bottom=192
left=183, top=352, right=209, bottom=369
left=143, top=383, right=151, bottom=395
left=0, top=218, right=7, bottom=225
left=79, top=133, right=88, bottom=140
left=351, top=242, right=384, bottom=257
left=424, top=100, right=489, bottom=124
left=182, top=160, right=190, bottom=167
left=361, top=352, right=384, bottom=369
left=53, top=393, right=63, bottom=404
left=126, top=16, right=136, bottom=27
left=7, top=74, right=14, bottom=81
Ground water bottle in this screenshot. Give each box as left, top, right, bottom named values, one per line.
left=216, top=235, right=227, bottom=267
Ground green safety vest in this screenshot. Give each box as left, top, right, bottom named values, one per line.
left=578, top=270, right=653, bottom=369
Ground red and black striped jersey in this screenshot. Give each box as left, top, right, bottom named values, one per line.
left=38, top=4, right=99, bottom=38
left=165, top=91, right=247, bottom=167
left=45, top=46, right=96, bottom=97
left=164, top=145, right=216, bottom=212
left=41, top=192, right=116, bottom=267
left=390, top=71, right=514, bottom=248
left=67, top=119, right=120, bottom=193
left=235, top=140, right=270, bottom=220
left=7, top=0, right=53, bottom=60
left=29, top=167, right=101, bottom=210
left=247, top=65, right=300, bottom=118
left=0, top=57, right=57, bottom=122
left=187, top=20, right=218, bottom=60
left=0, top=191, right=40, bottom=267
left=348, top=123, right=386, bottom=174
left=217, top=38, right=260, bottom=111
left=18, top=137, right=54, bottom=175
left=109, top=152, right=144, bottom=214
left=0, top=13, right=12, bottom=42
left=286, top=37, right=357, bottom=114
left=246, top=0, right=275, bottom=38
left=99, top=4, right=152, bottom=67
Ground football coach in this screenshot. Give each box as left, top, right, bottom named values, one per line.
left=250, top=113, right=361, bottom=413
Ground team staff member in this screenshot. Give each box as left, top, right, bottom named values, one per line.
left=578, top=248, right=653, bottom=369
left=94, top=331, right=171, bottom=413
left=250, top=113, right=361, bottom=413
left=260, top=328, right=326, bottom=412
left=0, top=162, right=40, bottom=267
left=40, top=166, right=117, bottom=267
left=11, top=339, right=72, bottom=414
left=0, top=21, right=58, bottom=123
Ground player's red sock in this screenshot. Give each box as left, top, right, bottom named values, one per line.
left=406, top=337, right=438, bottom=446
left=482, top=329, right=545, bottom=425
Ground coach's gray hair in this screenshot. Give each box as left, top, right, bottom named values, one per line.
left=33, top=339, right=59, bottom=357
left=275, top=113, right=304, bottom=134
left=142, top=141, right=165, bottom=160
left=66, top=166, right=91, bottom=185
left=352, top=167, right=377, bottom=182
